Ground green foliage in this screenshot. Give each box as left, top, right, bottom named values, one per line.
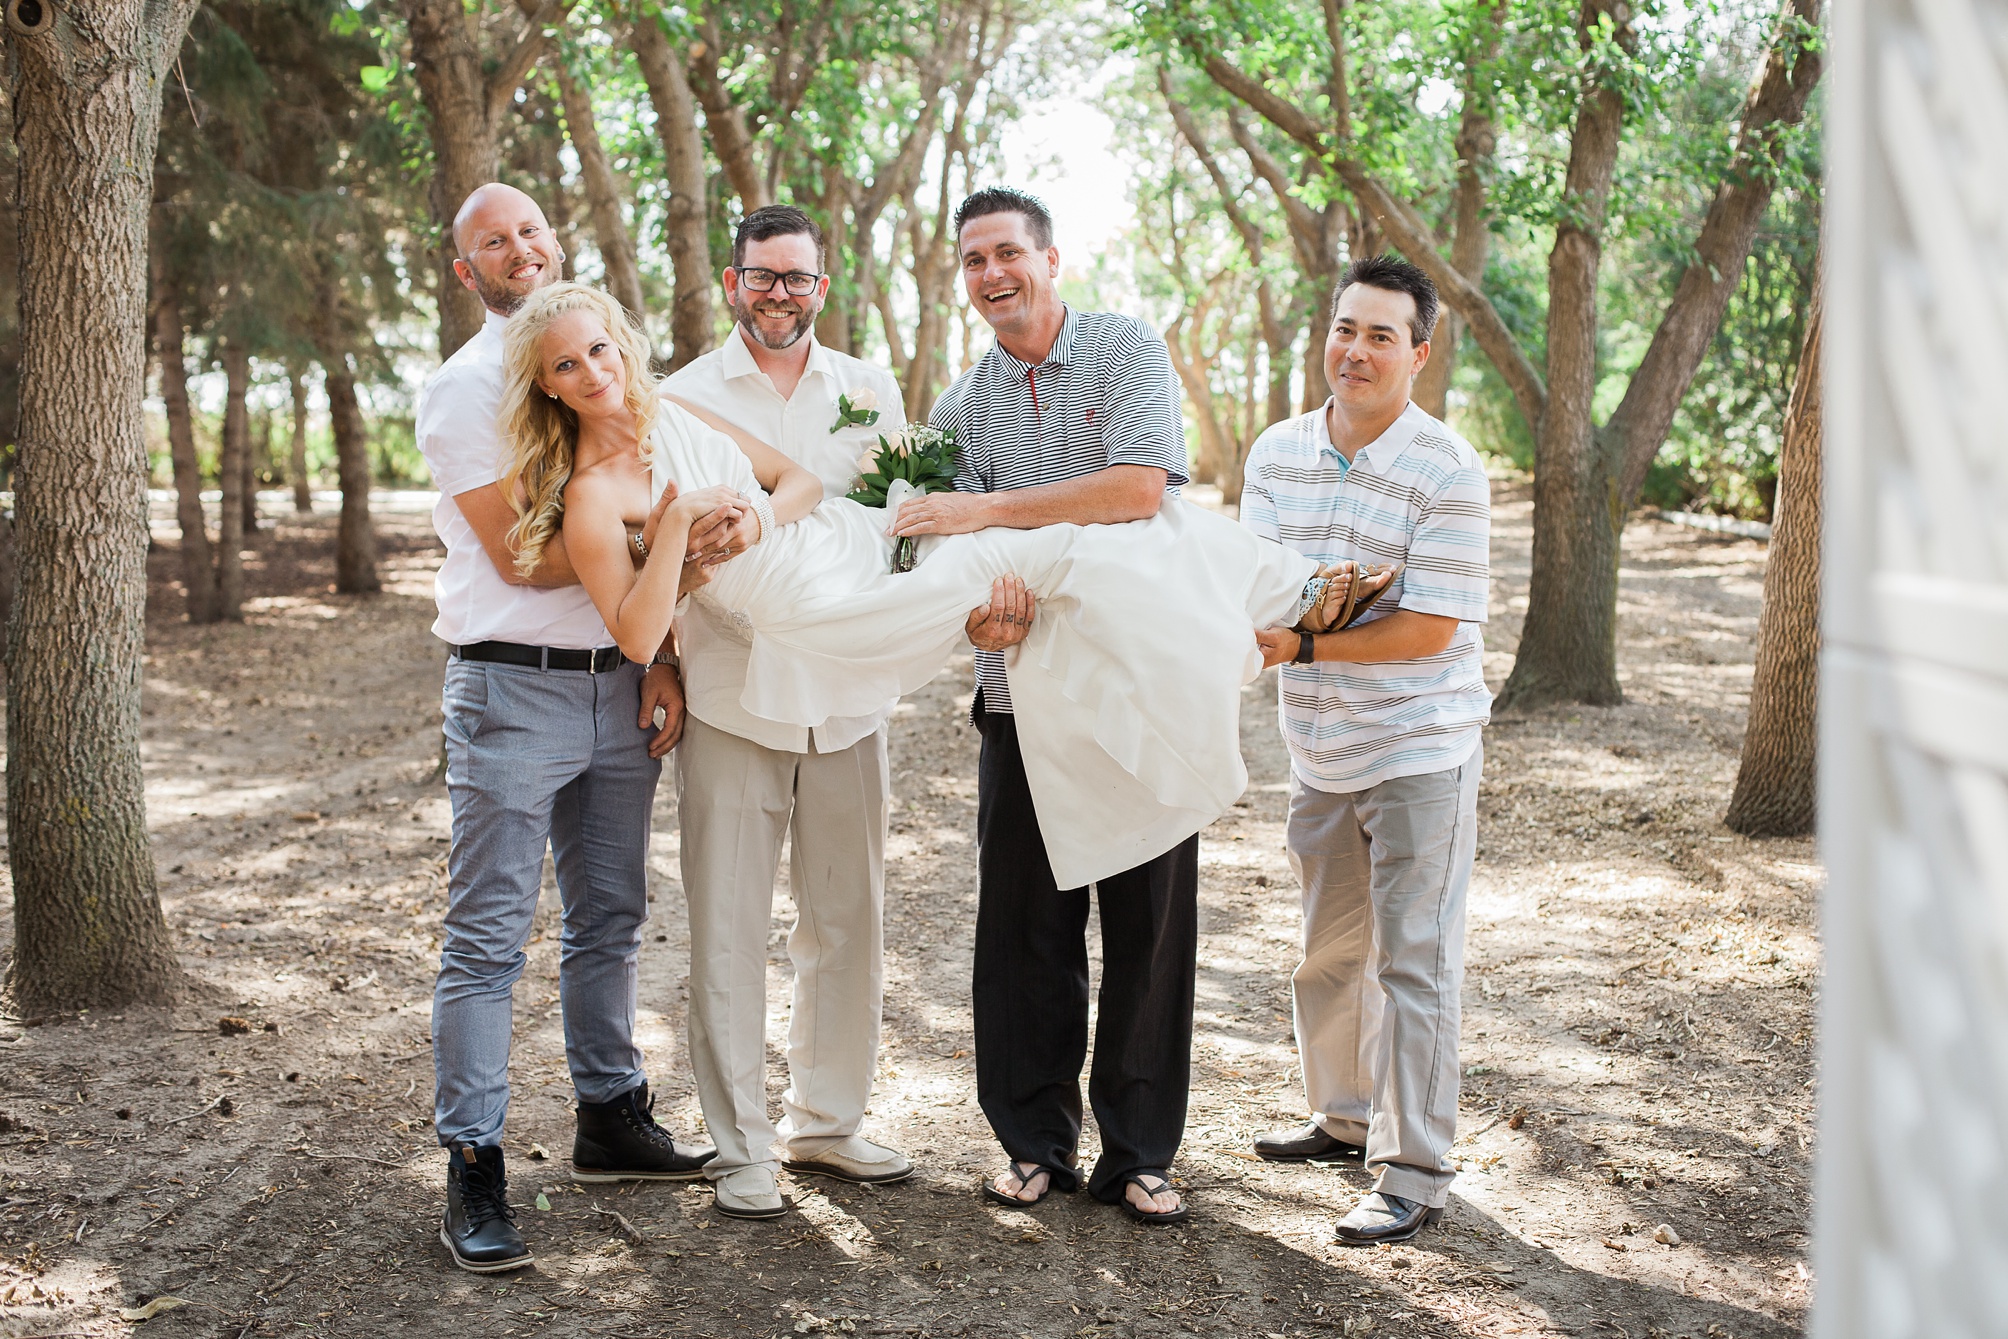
left=844, top=426, right=960, bottom=506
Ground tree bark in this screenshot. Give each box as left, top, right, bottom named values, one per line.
left=1161, top=75, right=1294, bottom=446
left=688, top=16, right=771, bottom=212
left=288, top=366, right=312, bottom=513
left=554, top=47, right=646, bottom=323
left=315, top=302, right=380, bottom=595
left=1222, top=113, right=1339, bottom=410
left=153, top=274, right=218, bottom=622
left=1411, top=0, right=1502, bottom=420
left=398, top=0, right=566, bottom=359
left=1726, top=271, right=1820, bottom=836
left=246, top=405, right=269, bottom=534
left=1496, top=0, right=1633, bottom=708
left=6, top=0, right=198, bottom=1012
left=632, top=10, right=714, bottom=369
left=1164, top=316, right=1235, bottom=493
left=1499, top=0, right=1822, bottom=708
left=216, top=340, right=249, bottom=620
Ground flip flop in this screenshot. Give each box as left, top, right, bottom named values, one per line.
left=1116, top=1170, right=1190, bottom=1225
left=1340, top=561, right=1405, bottom=629
left=981, top=1161, right=1063, bottom=1208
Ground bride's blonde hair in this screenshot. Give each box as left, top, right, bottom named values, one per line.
left=497, top=282, right=660, bottom=579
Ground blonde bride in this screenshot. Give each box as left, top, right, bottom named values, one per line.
left=499, top=282, right=1319, bottom=887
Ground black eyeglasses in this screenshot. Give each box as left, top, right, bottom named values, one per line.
left=733, top=267, right=823, bottom=296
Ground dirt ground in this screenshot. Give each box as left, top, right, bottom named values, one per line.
left=0, top=478, right=1817, bottom=1339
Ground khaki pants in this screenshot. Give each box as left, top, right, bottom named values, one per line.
left=1286, top=744, right=1481, bottom=1208
left=675, top=714, right=889, bottom=1176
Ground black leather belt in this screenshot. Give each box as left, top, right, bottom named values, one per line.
left=449, top=641, right=625, bottom=672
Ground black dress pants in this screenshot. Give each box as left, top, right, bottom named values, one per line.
left=971, top=699, right=1198, bottom=1202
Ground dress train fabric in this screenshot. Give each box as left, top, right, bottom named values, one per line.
left=650, top=405, right=1316, bottom=888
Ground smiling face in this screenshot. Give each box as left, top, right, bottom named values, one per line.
left=957, top=211, right=1062, bottom=349
left=536, top=310, right=628, bottom=423
left=1323, top=282, right=1431, bottom=420
left=723, top=232, right=827, bottom=351
left=452, top=185, right=563, bottom=316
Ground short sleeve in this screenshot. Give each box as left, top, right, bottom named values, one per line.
left=1095, top=320, right=1189, bottom=485
left=1398, top=446, right=1491, bottom=624
left=416, top=359, right=504, bottom=498
left=1239, top=438, right=1282, bottom=544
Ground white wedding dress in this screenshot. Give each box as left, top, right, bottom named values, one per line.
left=650, top=405, right=1317, bottom=888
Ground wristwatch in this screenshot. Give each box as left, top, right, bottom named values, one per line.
left=1293, top=631, right=1316, bottom=664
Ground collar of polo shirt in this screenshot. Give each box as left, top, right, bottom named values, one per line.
left=1321, top=398, right=1426, bottom=471
left=995, top=304, right=1080, bottom=372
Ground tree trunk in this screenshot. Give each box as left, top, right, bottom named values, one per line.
left=632, top=11, right=714, bottom=369
left=402, top=0, right=502, bottom=360
left=288, top=366, right=312, bottom=512
left=1495, top=0, right=1633, bottom=710
left=1259, top=281, right=1294, bottom=433
left=1500, top=0, right=1821, bottom=709
left=216, top=341, right=249, bottom=619
left=153, top=276, right=218, bottom=622
left=6, top=0, right=198, bottom=1012
left=320, top=347, right=380, bottom=594
left=1301, top=281, right=1333, bottom=413
left=688, top=18, right=771, bottom=213
left=1726, top=274, right=1820, bottom=836
left=240, top=394, right=261, bottom=536
left=1413, top=0, right=1501, bottom=422
left=554, top=50, right=645, bottom=322
left=1164, top=320, right=1234, bottom=491
left=399, top=0, right=561, bottom=359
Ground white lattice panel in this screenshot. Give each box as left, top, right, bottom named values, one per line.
left=1820, top=0, right=2008, bottom=1332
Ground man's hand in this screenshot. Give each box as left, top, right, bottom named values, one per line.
left=891, top=492, right=992, bottom=538
left=639, top=662, right=687, bottom=758
left=965, top=574, right=1034, bottom=652
left=1256, top=626, right=1299, bottom=669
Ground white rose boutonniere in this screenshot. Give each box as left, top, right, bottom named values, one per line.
left=829, top=387, right=880, bottom=434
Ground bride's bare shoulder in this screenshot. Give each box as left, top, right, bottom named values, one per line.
left=559, top=457, right=630, bottom=517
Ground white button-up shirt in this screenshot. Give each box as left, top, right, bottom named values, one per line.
left=661, top=327, right=906, bottom=753
left=416, top=309, right=612, bottom=650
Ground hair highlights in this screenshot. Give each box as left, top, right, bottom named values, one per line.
left=497, top=282, right=659, bottom=579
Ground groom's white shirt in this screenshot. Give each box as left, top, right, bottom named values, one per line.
left=663, top=326, right=905, bottom=753
left=416, top=308, right=612, bottom=650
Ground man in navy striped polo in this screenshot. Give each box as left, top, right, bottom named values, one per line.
left=889, top=186, right=1196, bottom=1223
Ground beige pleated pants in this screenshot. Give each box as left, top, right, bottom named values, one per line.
left=675, top=714, right=889, bottom=1177
left=1285, top=743, right=1481, bottom=1209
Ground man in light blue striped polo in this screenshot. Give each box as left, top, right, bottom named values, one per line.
left=1243, top=255, right=1492, bottom=1246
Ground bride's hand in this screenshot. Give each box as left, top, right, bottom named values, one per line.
left=640, top=479, right=680, bottom=556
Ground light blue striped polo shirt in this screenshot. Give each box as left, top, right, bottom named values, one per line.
left=1241, top=401, right=1492, bottom=793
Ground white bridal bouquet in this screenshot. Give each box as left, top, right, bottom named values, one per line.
left=846, top=424, right=960, bottom=573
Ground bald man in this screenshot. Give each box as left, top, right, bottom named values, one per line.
left=419, top=184, right=723, bottom=1273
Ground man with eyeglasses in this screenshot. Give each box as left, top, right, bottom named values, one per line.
left=659, top=205, right=915, bottom=1219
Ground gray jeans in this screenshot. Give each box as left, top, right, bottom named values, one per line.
left=1286, top=744, right=1481, bottom=1207
left=432, top=657, right=660, bottom=1147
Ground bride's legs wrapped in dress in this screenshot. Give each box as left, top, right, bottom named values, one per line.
left=693, top=493, right=1317, bottom=888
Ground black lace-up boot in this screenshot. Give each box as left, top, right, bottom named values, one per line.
left=440, top=1142, right=533, bottom=1273
left=573, top=1082, right=716, bottom=1182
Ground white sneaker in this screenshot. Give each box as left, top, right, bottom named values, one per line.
left=712, top=1164, right=787, bottom=1219
left=782, top=1136, right=915, bottom=1185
